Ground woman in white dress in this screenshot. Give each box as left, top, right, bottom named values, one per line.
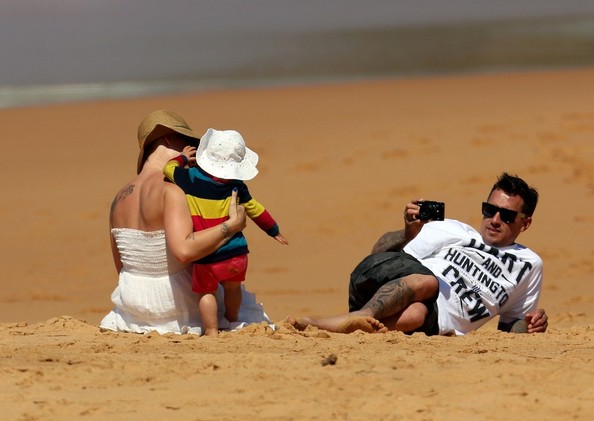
left=100, top=110, right=271, bottom=335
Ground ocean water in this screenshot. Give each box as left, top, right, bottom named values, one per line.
left=1, top=0, right=594, bottom=109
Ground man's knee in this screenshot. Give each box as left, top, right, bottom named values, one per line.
left=400, top=274, right=438, bottom=301
left=383, top=302, right=429, bottom=332
left=349, top=252, right=436, bottom=311
left=403, top=302, right=430, bottom=331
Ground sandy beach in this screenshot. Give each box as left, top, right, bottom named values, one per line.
left=1, top=68, right=593, bottom=420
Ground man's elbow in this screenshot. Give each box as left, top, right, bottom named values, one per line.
left=498, top=319, right=528, bottom=333
left=370, top=243, right=384, bottom=254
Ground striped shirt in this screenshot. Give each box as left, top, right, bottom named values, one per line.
left=164, top=155, right=280, bottom=264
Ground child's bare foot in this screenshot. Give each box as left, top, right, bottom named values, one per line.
left=203, top=328, right=219, bottom=337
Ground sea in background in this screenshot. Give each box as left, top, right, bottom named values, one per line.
left=1, top=0, right=594, bottom=109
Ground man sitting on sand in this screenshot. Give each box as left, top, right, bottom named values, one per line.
left=290, top=173, right=549, bottom=335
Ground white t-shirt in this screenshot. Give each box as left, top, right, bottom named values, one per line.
left=403, top=219, right=543, bottom=336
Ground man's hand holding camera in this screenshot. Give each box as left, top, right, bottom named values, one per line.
left=403, top=199, right=445, bottom=242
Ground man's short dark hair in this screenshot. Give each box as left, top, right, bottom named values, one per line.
left=491, top=173, right=539, bottom=216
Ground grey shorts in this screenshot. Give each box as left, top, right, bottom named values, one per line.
left=348, top=251, right=439, bottom=335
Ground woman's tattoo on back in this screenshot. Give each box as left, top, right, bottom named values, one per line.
left=110, top=184, right=135, bottom=215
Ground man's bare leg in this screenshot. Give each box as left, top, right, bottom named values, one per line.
left=381, top=302, right=428, bottom=332
left=360, top=274, right=437, bottom=320
left=288, top=274, right=436, bottom=334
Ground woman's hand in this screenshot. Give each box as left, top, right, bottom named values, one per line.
left=226, top=188, right=247, bottom=234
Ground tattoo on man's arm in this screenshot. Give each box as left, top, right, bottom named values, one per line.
left=371, top=230, right=406, bottom=254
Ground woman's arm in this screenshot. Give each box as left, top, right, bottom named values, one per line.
left=110, top=231, right=123, bottom=274
left=109, top=200, right=123, bottom=273
left=163, top=185, right=247, bottom=263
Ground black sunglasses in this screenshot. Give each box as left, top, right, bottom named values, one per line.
left=481, top=202, right=526, bottom=224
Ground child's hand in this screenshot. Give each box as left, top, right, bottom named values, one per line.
left=274, top=233, right=289, bottom=245
left=181, top=146, right=197, bottom=167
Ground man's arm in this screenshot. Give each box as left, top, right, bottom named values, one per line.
left=498, top=319, right=527, bottom=333
left=371, top=230, right=407, bottom=253
left=371, top=199, right=427, bottom=254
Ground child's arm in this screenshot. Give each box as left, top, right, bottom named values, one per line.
left=240, top=193, right=288, bottom=245
left=273, top=233, right=289, bottom=245
left=180, top=146, right=197, bottom=166
left=163, top=146, right=196, bottom=183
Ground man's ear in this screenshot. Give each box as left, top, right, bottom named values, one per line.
left=520, top=216, right=532, bottom=232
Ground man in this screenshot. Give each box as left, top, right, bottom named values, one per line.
left=290, top=173, right=548, bottom=335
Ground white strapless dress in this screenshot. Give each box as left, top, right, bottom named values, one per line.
left=100, top=228, right=272, bottom=335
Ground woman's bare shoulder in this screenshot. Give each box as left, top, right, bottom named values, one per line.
left=163, top=180, right=185, bottom=199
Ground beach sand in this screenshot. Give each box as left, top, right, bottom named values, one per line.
left=1, top=68, right=593, bottom=420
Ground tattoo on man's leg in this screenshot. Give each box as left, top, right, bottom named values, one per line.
left=362, top=279, right=414, bottom=319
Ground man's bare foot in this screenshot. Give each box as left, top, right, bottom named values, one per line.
left=287, top=315, right=388, bottom=334
left=286, top=316, right=312, bottom=331
left=337, top=316, right=388, bottom=334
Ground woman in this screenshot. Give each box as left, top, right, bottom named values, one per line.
left=100, top=110, right=271, bottom=334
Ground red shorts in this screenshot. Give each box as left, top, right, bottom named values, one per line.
left=192, top=254, right=248, bottom=294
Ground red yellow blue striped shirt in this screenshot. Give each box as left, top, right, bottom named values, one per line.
left=164, top=155, right=279, bottom=264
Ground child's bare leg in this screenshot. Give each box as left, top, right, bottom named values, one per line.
left=198, top=292, right=218, bottom=336
left=221, top=281, right=242, bottom=322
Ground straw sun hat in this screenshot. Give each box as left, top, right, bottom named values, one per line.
left=196, top=129, right=259, bottom=180
left=136, top=110, right=201, bottom=174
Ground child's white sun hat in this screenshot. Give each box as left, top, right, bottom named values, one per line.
left=196, top=129, right=259, bottom=180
